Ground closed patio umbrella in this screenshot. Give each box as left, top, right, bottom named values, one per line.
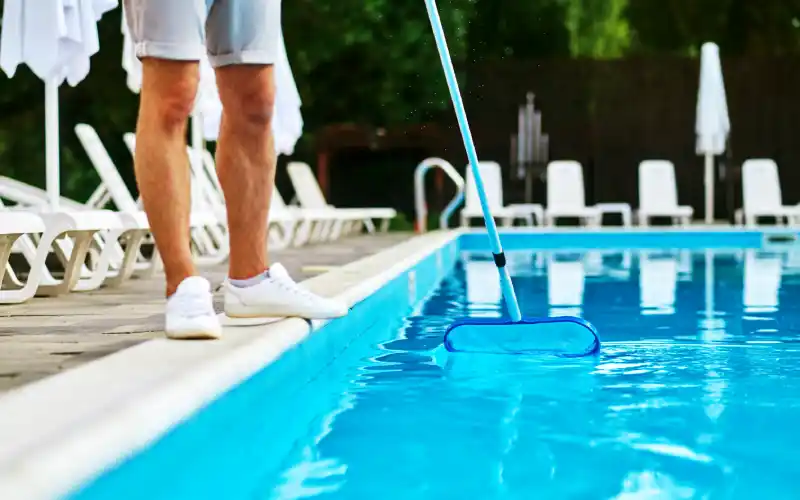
left=696, top=42, right=730, bottom=224
left=0, top=0, right=118, bottom=210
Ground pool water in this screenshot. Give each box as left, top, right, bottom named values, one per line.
left=73, top=248, right=800, bottom=499
left=268, top=249, right=800, bottom=499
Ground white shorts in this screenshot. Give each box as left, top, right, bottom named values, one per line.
left=123, top=0, right=282, bottom=67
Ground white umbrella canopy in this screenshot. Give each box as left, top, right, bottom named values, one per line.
left=695, top=42, right=731, bottom=224
left=121, top=19, right=303, bottom=155
left=271, top=29, right=304, bottom=156
left=0, top=0, right=118, bottom=210
left=201, top=30, right=303, bottom=155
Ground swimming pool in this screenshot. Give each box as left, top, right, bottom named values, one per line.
left=46, top=231, right=800, bottom=498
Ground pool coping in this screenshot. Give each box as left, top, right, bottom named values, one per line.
left=0, top=230, right=459, bottom=500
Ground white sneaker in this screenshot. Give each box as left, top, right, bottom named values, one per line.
left=165, top=276, right=222, bottom=340
left=224, top=263, right=349, bottom=320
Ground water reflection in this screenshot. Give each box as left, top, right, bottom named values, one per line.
left=547, top=253, right=585, bottom=317
left=464, top=258, right=502, bottom=317
left=584, top=250, right=632, bottom=280
left=265, top=247, right=800, bottom=500
left=743, top=249, right=782, bottom=314
left=639, top=251, right=678, bottom=315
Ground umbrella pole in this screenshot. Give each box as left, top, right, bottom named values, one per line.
left=704, top=152, right=714, bottom=224
left=191, top=112, right=204, bottom=153
left=45, top=78, right=60, bottom=211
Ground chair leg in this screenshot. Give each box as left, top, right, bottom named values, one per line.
left=72, top=229, right=124, bottom=291
left=1, top=225, right=67, bottom=302
left=362, top=219, right=376, bottom=233
left=37, top=232, right=95, bottom=296
left=0, top=234, right=16, bottom=288
left=105, top=230, right=147, bottom=288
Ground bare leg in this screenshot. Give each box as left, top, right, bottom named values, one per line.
left=134, top=58, right=200, bottom=296
left=214, top=64, right=276, bottom=280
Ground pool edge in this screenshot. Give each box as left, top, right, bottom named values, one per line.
left=0, top=230, right=461, bottom=500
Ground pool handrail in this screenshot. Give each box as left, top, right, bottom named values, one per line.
left=414, top=157, right=465, bottom=232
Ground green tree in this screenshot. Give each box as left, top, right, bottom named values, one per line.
left=563, top=0, right=631, bottom=58
left=626, top=0, right=800, bottom=56
left=466, top=0, right=571, bottom=61
left=283, top=0, right=476, bottom=127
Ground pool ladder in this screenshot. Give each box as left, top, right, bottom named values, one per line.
left=414, top=158, right=465, bottom=232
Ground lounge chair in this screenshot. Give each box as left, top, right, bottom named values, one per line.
left=287, top=161, right=396, bottom=233
left=0, top=206, right=147, bottom=303
left=637, top=160, right=693, bottom=226
left=544, top=161, right=602, bottom=227
left=0, top=176, right=157, bottom=282
left=190, top=146, right=343, bottom=248
left=459, top=161, right=542, bottom=228
left=734, top=159, right=800, bottom=227
left=77, top=124, right=228, bottom=265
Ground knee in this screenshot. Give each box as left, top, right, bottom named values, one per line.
left=142, top=60, right=199, bottom=131
left=231, top=85, right=276, bottom=128
left=155, top=77, right=198, bottom=130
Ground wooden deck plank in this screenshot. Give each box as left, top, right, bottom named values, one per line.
left=0, top=233, right=412, bottom=393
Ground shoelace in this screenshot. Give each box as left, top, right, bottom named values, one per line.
left=271, top=276, right=320, bottom=300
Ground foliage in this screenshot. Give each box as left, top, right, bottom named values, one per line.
left=626, top=0, right=800, bottom=56
left=466, top=0, right=571, bottom=60
left=283, top=0, right=476, bottom=128
left=563, top=0, right=631, bottom=58
left=1, top=0, right=800, bottom=198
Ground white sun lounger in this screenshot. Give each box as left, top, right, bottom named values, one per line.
left=544, top=161, right=601, bottom=227
left=734, top=159, right=800, bottom=227
left=119, top=129, right=233, bottom=258
left=189, top=146, right=343, bottom=247
left=637, top=160, right=693, bottom=226
left=128, top=132, right=326, bottom=249
left=0, top=208, right=147, bottom=303
left=76, top=124, right=228, bottom=265
left=0, top=176, right=157, bottom=282
left=0, top=212, right=54, bottom=303
left=287, top=161, right=396, bottom=233
left=460, top=161, right=542, bottom=227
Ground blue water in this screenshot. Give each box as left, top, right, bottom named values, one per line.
left=265, top=249, right=800, bottom=499
left=74, top=248, right=800, bottom=499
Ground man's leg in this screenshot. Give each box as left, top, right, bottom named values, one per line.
left=125, top=0, right=221, bottom=339
left=208, top=0, right=347, bottom=319
left=214, top=65, right=275, bottom=281
left=135, top=59, right=199, bottom=297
